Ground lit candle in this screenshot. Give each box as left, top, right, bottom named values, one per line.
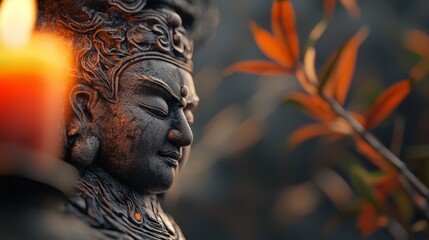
left=0, top=0, right=71, bottom=165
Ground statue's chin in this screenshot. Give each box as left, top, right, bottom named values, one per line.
left=115, top=171, right=176, bottom=195
left=131, top=182, right=174, bottom=195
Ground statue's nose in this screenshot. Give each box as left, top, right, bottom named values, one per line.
left=167, top=110, right=193, bottom=147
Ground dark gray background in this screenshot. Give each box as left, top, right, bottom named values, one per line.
left=165, top=0, right=429, bottom=239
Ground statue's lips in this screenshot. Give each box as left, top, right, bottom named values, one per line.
left=158, top=150, right=181, bottom=167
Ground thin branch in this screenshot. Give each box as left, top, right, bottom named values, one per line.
left=296, top=65, right=429, bottom=220
left=322, top=93, right=429, bottom=218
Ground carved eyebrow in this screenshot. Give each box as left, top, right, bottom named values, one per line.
left=138, top=75, right=181, bottom=102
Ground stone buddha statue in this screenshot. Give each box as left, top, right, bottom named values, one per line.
left=34, top=0, right=216, bottom=239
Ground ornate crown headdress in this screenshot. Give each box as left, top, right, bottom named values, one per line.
left=37, top=0, right=214, bottom=101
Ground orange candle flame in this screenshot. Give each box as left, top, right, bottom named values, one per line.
left=0, top=0, right=36, bottom=48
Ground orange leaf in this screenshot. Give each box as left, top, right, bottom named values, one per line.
left=349, top=111, right=366, bottom=125
left=355, top=138, right=396, bottom=173
left=287, top=123, right=333, bottom=148
left=284, top=92, right=335, bottom=121
left=370, top=174, right=400, bottom=202
left=339, top=0, right=361, bottom=19
left=295, top=67, right=317, bottom=94
left=224, top=60, right=292, bottom=76
left=319, top=47, right=342, bottom=96
left=323, top=132, right=347, bottom=143
left=304, top=47, right=318, bottom=85
left=271, top=0, right=300, bottom=64
left=327, top=117, right=353, bottom=135
left=356, top=202, right=380, bottom=238
left=405, top=29, right=429, bottom=59
left=320, top=28, right=369, bottom=105
left=250, top=22, right=293, bottom=67
left=323, top=0, right=337, bottom=19
left=364, top=80, right=411, bottom=130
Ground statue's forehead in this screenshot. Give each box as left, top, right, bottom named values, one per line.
left=121, top=60, right=198, bottom=101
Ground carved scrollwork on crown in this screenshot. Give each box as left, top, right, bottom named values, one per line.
left=107, top=0, right=147, bottom=13
left=127, top=12, right=193, bottom=61
left=59, top=4, right=193, bottom=101
left=63, top=9, right=193, bottom=62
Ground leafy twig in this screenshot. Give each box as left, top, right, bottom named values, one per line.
left=226, top=0, right=429, bottom=235
left=297, top=63, right=429, bottom=219
left=321, top=86, right=429, bottom=219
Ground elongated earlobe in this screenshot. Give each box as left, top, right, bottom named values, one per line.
left=67, top=84, right=99, bottom=167
left=70, top=134, right=100, bottom=167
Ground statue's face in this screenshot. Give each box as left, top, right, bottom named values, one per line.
left=91, top=60, right=199, bottom=194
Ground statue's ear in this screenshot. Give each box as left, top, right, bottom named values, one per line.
left=67, top=84, right=98, bottom=136
left=67, top=84, right=100, bottom=167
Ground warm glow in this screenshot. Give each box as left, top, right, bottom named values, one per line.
left=0, top=0, right=36, bottom=47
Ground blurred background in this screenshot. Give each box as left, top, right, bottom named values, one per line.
left=164, top=0, right=429, bottom=239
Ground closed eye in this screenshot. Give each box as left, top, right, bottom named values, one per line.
left=139, top=103, right=168, bottom=118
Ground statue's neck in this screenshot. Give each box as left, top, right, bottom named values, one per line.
left=76, top=165, right=159, bottom=208
left=65, top=165, right=183, bottom=239
left=79, top=165, right=149, bottom=196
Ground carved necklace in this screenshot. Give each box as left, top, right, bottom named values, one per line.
left=65, top=167, right=184, bottom=240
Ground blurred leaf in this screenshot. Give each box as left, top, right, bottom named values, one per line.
left=348, top=164, right=379, bottom=209
left=277, top=183, right=320, bottom=218
left=224, top=60, right=291, bottom=76
left=392, top=189, right=414, bottom=223
left=364, top=80, right=411, bottom=130
left=355, top=138, right=396, bottom=173
left=405, top=29, right=429, bottom=60
left=323, top=0, right=337, bottom=19
left=390, top=116, right=405, bottom=155
left=370, top=174, right=400, bottom=202
left=318, top=44, right=343, bottom=92
left=319, top=28, right=369, bottom=105
left=249, top=21, right=293, bottom=67
left=410, top=61, right=429, bottom=82
left=406, top=30, right=429, bottom=82
left=284, top=92, right=334, bottom=121
left=228, top=117, right=263, bottom=155
left=349, top=170, right=400, bottom=232
left=412, top=220, right=428, bottom=233
left=304, top=47, right=318, bottom=84
left=328, top=117, right=353, bottom=135
left=306, top=20, right=328, bottom=51
left=288, top=118, right=362, bottom=147
left=324, top=0, right=360, bottom=19
left=287, top=123, right=333, bottom=148
left=349, top=111, right=366, bottom=125
left=315, top=169, right=354, bottom=207
left=323, top=133, right=347, bottom=143
left=339, top=0, right=361, bottom=19
left=295, top=68, right=318, bottom=94
left=356, top=202, right=380, bottom=237
left=271, top=0, right=300, bottom=65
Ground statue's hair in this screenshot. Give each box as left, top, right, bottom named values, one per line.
left=37, top=0, right=194, bottom=102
